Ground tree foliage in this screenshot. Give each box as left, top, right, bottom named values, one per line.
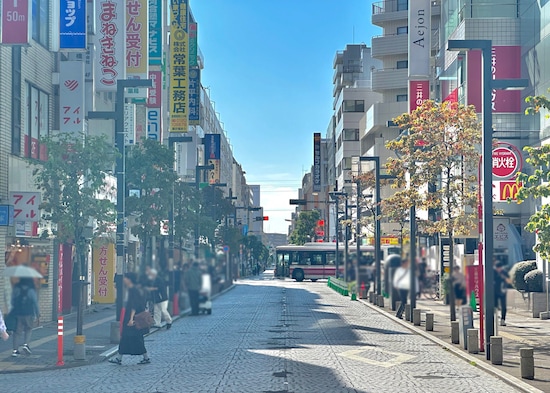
left=516, top=92, right=550, bottom=260
left=386, top=100, right=481, bottom=238
left=125, top=139, right=178, bottom=244
left=32, top=132, right=118, bottom=276
left=386, top=100, right=481, bottom=321
left=289, top=210, right=320, bottom=245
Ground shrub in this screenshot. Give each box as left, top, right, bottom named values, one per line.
left=510, top=260, right=537, bottom=291
left=525, top=269, right=544, bottom=292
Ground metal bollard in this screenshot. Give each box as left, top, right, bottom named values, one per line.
left=377, top=295, right=385, bottom=307
left=413, top=308, right=421, bottom=326
left=451, top=321, right=460, bottom=344
left=369, top=292, right=375, bottom=304
left=490, top=336, right=503, bottom=365
left=110, top=321, right=121, bottom=344
left=395, top=301, right=401, bottom=314
left=467, top=329, right=479, bottom=354
left=425, top=313, right=434, bottom=331
left=405, top=304, right=411, bottom=321
left=56, top=317, right=64, bottom=366
left=520, top=348, right=535, bottom=380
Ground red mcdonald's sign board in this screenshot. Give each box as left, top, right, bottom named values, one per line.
left=499, top=181, right=522, bottom=201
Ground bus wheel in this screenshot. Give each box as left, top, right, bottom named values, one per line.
left=311, top=279, right=318, bottom=282
left=294, top=269, right=304, bottom=282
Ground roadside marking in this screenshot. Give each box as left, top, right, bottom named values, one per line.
left=498, top=331, right=538, bottom=347
left=338, top=347, right=416, bottom=368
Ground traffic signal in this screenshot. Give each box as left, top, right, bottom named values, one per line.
left=254, top=216, right=269, bottom=221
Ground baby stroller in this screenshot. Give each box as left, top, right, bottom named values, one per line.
left=198, top=273, right=212, bottom=315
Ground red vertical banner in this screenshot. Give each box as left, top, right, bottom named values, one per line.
left=1, top=0, right=30, bottom=44
left=409, top=80, right=429, bottom=112
left=57, top=244, right=64, bottom=315
left=466, top=264, right=482, bottom=307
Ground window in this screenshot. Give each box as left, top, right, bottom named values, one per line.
left=397, top=60, right=408, bottom=69
left=343, top=100, right=365, bottom=113
left=25, top=84, right=49, bottom=159
left=32, top=0, right=49, bottom=46
left=12, top=47, right=22, bottom=155
left=397, top=26, right=408, bottom=35
left=397, top=0, right=408, bottom=11
left=343, top=157, right=353, bottom=171
left=343, top=129, right=359, bottom=141
left=397, top=94, right=408, bottom=102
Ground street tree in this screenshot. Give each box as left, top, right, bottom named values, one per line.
left=386, top=100, right=481, bottom=321
left=32, top=132, right=118, bottom=334
left=289, top=210, right=321, bottom=245
left=125, top=139, right=178, bottom=269
left=381, top=190, right=413, bottom=253
left=516, top=92, right=550, bottom=261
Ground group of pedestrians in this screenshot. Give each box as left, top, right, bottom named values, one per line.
left=109, top=261, right=205, bottom=365
left=393, top=255, right=511, bottom=325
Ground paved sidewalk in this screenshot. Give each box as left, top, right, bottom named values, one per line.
left=358, top=292, right=550, bottom=393
left=0, top=299, right=197, bottom=373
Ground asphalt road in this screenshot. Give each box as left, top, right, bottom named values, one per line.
left=1, top=272, right=522, bottom=393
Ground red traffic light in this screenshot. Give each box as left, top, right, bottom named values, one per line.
left=263, top=216, right=269, bottom=221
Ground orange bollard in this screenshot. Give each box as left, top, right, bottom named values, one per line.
left=56, top=316, right=64, bottom=366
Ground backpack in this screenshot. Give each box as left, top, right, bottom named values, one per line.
left=14, top=286, right=34, bottom=316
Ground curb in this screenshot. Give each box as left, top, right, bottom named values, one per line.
left=359, top=298, right=544, bottom=393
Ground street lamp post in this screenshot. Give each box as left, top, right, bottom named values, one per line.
left=329, top=192, right=348, bottom=279
left=193, top=164, right=215, bottom=259
left=88, top=78, right=152, bottom=322
left=447, top=39, right=528, bottom=359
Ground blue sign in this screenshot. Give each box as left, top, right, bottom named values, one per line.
left=60, top=0, right=87, bottom=49
left=189, top=68, right=200, bottom=125
left=149, top=0, right=163, bottom=65
left=204, top=134, right=221, bottom=160
left=0, top=205, right=14, bottom=226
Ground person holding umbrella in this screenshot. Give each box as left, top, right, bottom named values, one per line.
left=10, top=277, right=39, bottom=356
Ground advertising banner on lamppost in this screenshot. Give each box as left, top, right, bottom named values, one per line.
left=94, top=0, right=126, bottom=91
left=169, top=0, right=188, bottom=132
left=59, top=0, right=87, bottom=49
left=408, top=0, right=431, bottom=112
left=93, top=243, right=116, bottom=303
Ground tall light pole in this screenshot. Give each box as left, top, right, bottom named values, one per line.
left=88, top=78, right=152, bottom=322
left=447, top=39, right=527, bottom=359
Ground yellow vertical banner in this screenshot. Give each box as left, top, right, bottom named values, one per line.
left=93, top=243, right=116, bottom=303
left=169, top=0, right=188, bottom=132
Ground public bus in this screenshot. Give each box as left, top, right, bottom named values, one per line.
left=275, top=242, right=400, bottom=282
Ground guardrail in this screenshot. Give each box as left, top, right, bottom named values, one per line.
left=328, top=277, right=357, bottom=300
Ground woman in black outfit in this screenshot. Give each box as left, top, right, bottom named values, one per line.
left=109, top=272, right=150, bottom=365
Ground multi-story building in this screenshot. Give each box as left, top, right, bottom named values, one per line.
left=332, top=45, right=382, bottom=193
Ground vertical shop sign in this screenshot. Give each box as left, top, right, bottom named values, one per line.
left=94, top=0, right=126, bottom=91
left=60, top=60, right=85, bottom=133
left=313, top=133, right=321, bottom=193
left=188, top=68, right=200, bottom=125
left=60, top=0, right=87, bottom=49
left=93, top=244, right=116, bottom=303
left=169, top=0, right=188, bottom=132
left=1, top=0, right=30, bottom=44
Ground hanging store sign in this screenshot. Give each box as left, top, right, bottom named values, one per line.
left=148, top=0, right=162, bottom=65
left=60, top=0, right=87, bottom=49
left=59, top=60, right=85, bottom=134
left=1, top=0, right=30, bottom=45
left=169, top=0, right=188, bottom=132
left=95, top=0, right=126, bottom=91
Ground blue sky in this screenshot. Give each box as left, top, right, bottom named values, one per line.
left=190, top=1, right=381, bottom=234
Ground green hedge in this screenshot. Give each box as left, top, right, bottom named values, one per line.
left=510, top=260, right=537, bottom=291
left=525, top=269, right=544, bottom=292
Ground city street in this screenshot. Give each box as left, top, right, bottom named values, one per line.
left=1, top=272, right=523, bottom=393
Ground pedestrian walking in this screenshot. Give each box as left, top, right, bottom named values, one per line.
left=452, top=265, right=467, bottom=306
left=494, top=258, right=511, bottom=326
left=0, top=309, right=9, bottom=341
left=184, top=262, right=203, bottom=316
left=10, top=277, right=39, bottom=357
left=147, top=268, right=172, bottom=329
left=109, top=272, right=151, bottom=365
left=393, top=258, right=410, bottom=319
